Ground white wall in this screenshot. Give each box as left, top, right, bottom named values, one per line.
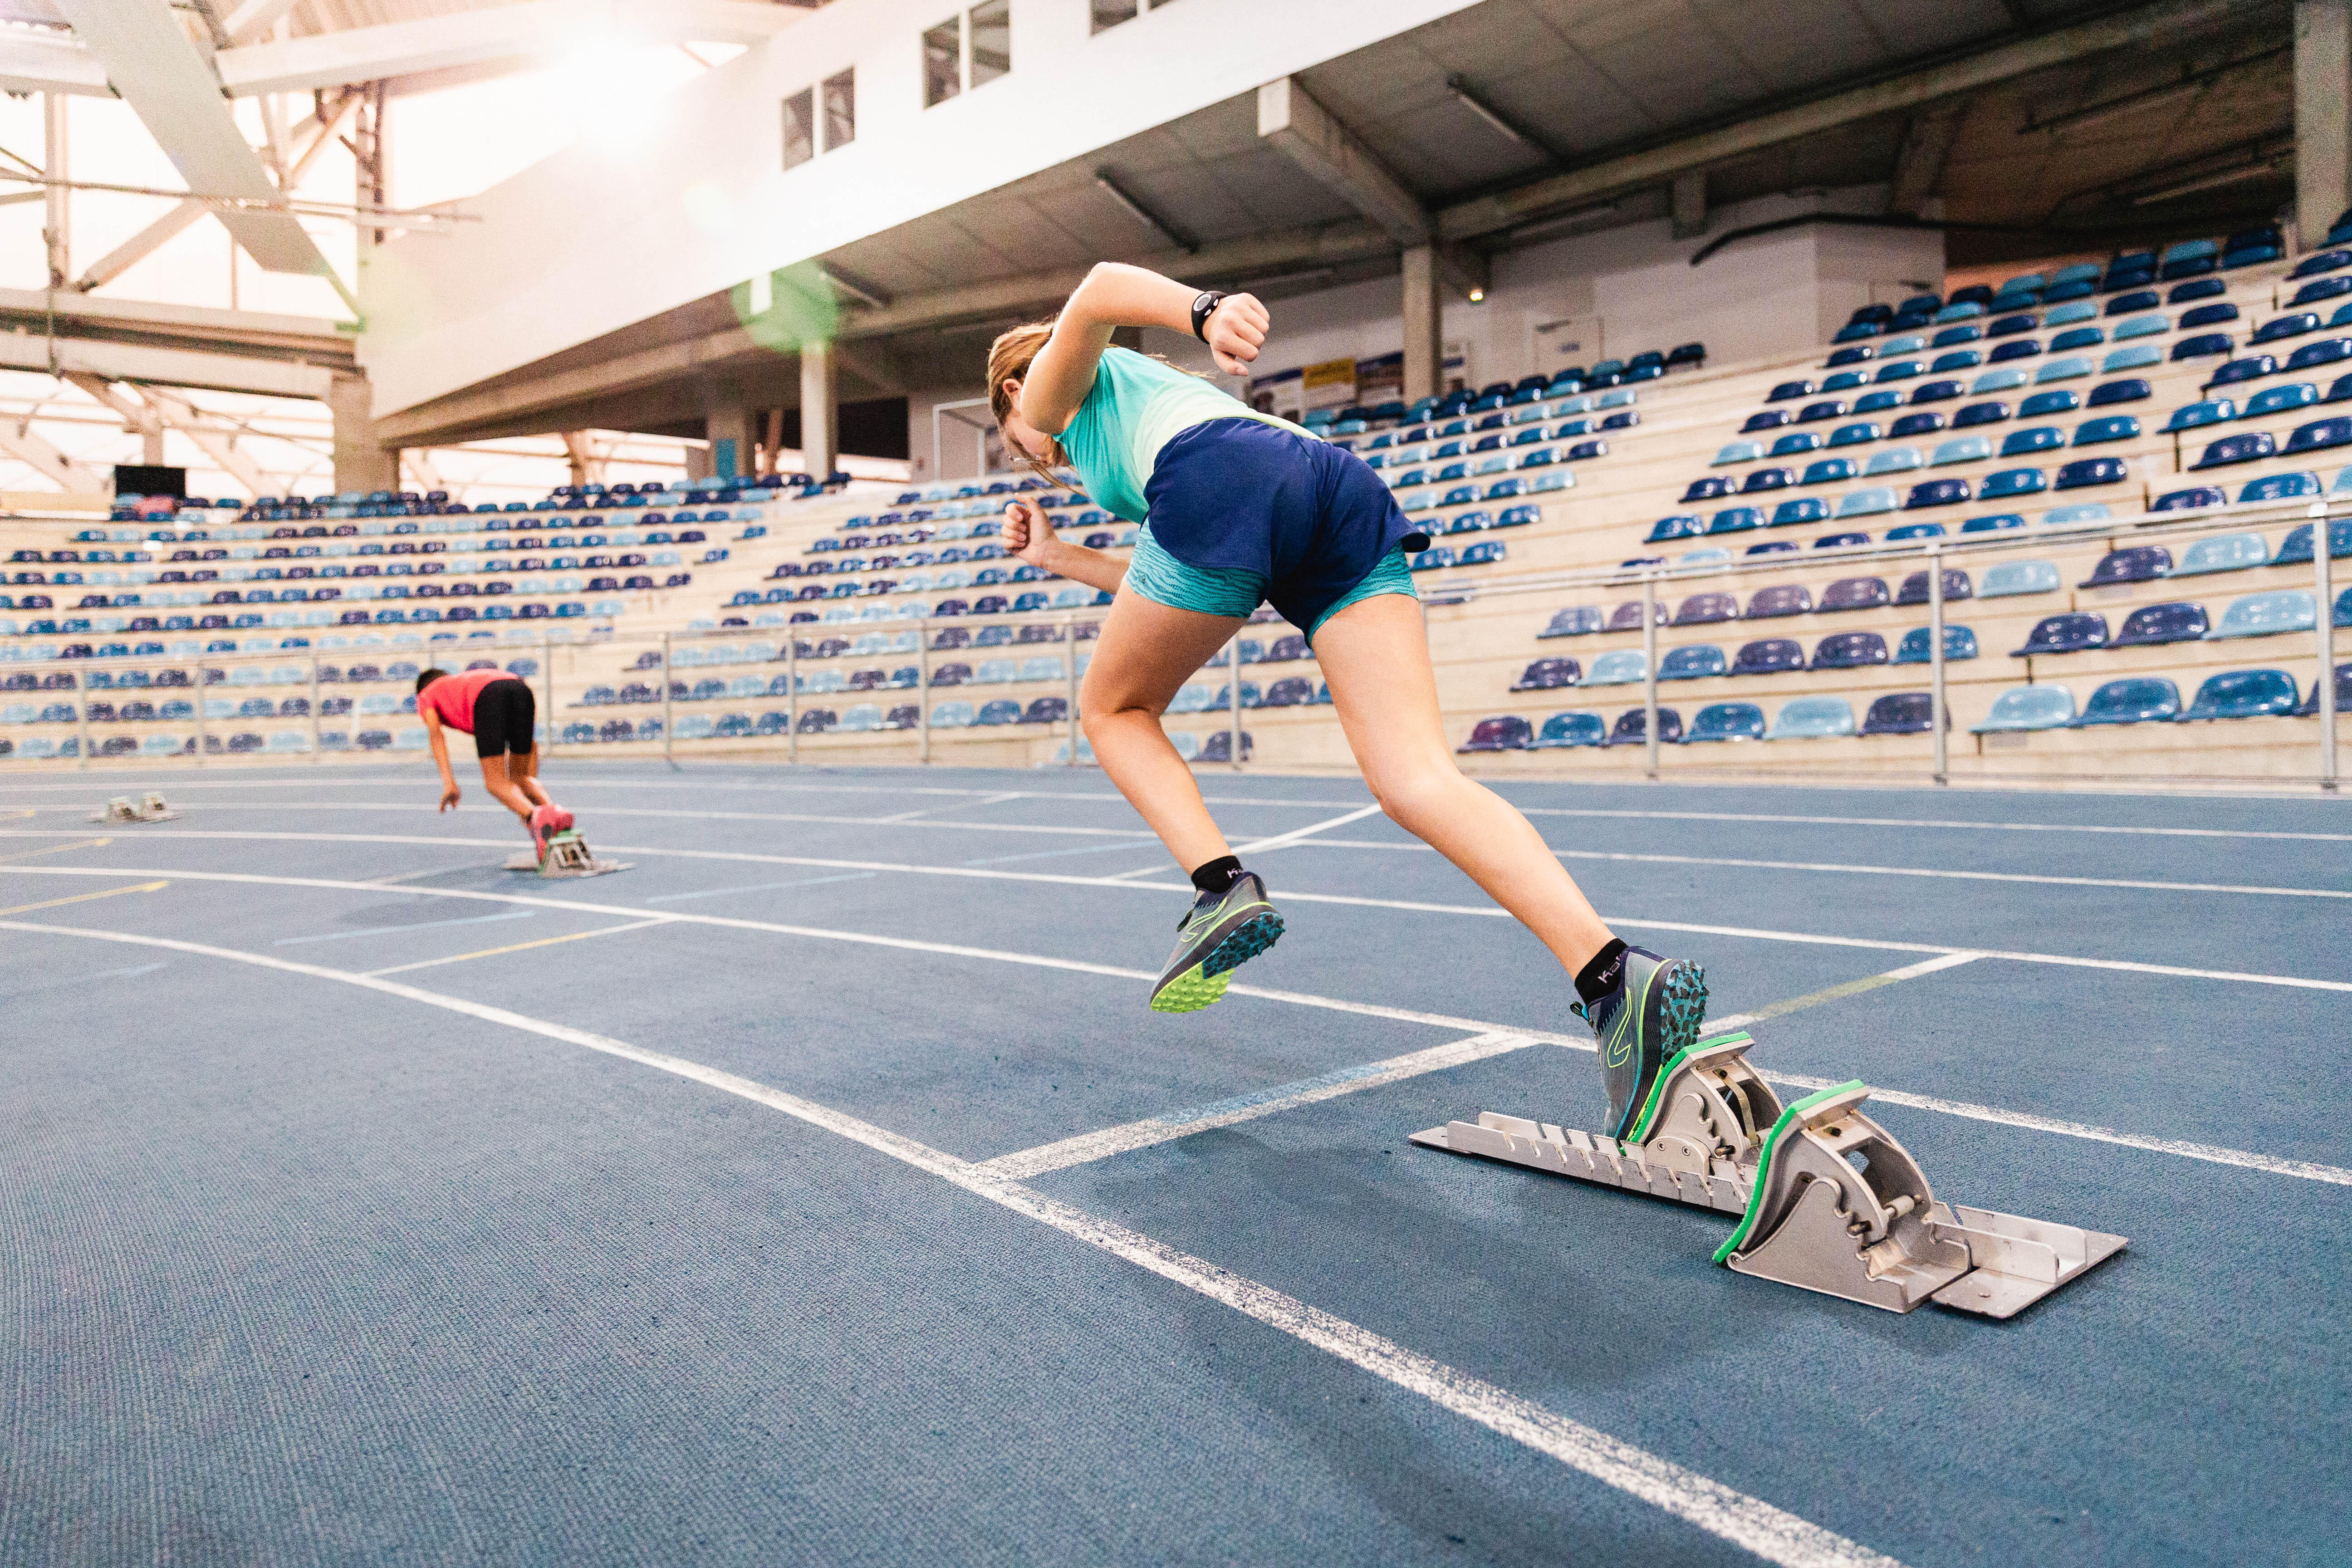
left=358, top=0, right=1483, bottom=417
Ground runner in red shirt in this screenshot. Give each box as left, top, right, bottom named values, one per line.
left=415, top=666, right=574, bottom=861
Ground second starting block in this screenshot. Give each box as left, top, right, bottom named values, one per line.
left=1410, top=1030, right=2125, bottom=1319
left=90, top=793, right=180, bottom=824
left=503, top=828, right=630, bottom=879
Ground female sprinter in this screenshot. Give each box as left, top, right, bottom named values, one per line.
left=415, top=666, right=574, bottom=862
left=989, top=261, right=1709, bottom=1142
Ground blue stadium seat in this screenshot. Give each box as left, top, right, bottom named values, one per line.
left=1795, top=399, right=1847, bottom=423
left=1709, top=506, right=1765, bottom=535
left=1801, top=459, right=1859, bottom=488
left=1658, top=644, right=1726, bottom=681
left=1740, top=467, right=1795, bottom=494
left=1981, top=559, right=2061, bottom=597
left=2073, top=677, right=2182, bottom=726
left=1905, top=479, right=1969, bottom=510
left=2191, top=431, right=2274, bottom=468
left=2287, top=416, right=2352, bottom=456
left=2113, top=601, right=2210, bottom=647
left=1862, top=446, right=1923, bottom=475
left=1836, top=488, right=1896, bottom=518
left=1860, top=692, right=1937, bottom=735
left=2238, top=471, right=2321, bottom=505
left=1744, top=584, right=1812, bottom=618
left=2209, top=354, right=2276, bottom=388
left=1972, top=685, right=2074, bottom=732
left=1768, top=696, right=1855, bottom=740
left=2172, top=333, right=2234, bottom=361
left=2209, top=590, right=2317, bottom=639
left=1896, top=568, right=1970, bottom=605
left=1529, top=710, right=1607, bottom=748
left=1891, top=411, right=1946, bottom=439
left=2013, top=612, right=2108, bottom=656
left=1585, top=649, right=1648, bottom=685
left=1458, top=715, right=1533, bottom=752
left=1818, top=576, right=1889, bottom=612
left=2080, top=546, right=2170, bottom=588
left=1886, top=521, right=1945, bottom=541
left=1931, top=436, right=1993, bottom=465
left=2178, top=669, right=2299, bottom=721
left=1648, top=514, right=1706, bottom=544
left=2164, top=398, right=2234, bottom=432
left=2150, top=485, right=2225, bottom=515
left=2254, top=313, right=2320, bottom=344
left=1605, top=707, right=1681, bottom=745
left=1767, top=498, right=1830, bottom=528
left=1810, top=630, right=1886, bottom=669
left=1512, top=657, right=1581, bottom=691
left=1769, top=431, right=1822, bottom=457
left=2034, top=356, right=2093, bottom=383
left=1672, top=592, right=1739, bottom=625
left=2272, top=517, right=2352, bottom=564
left=1713, top=440, right=1765, bottom=466
left=1538, top=605, right=1606, bottom=638
left=2286, top=338, right=2352, bottom=374
left=2088, top=377, right=2152, bottom=406
left=1953, top=400, right=2009, bottom=429
left=1978, top=468, right=2047, bottom=499
left=2053, top=457, right=2127, bottom=490
left=2073, top=415, right=2139, bottom=445
left=2298, top=662, right=2352, bottom=715
left=2248, top=382, right=2322, bottom=418
left=1685, top=702, right=1765, bottom=742
left=1999, top=426, right=2063, bottom=457
left=1728, top=637, right=1803, bottom=676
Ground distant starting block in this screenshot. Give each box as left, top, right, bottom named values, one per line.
left=90, top=793, right=181, bottom=824
left=503, top=827, right=629, bottom=879
left=1410, top=1030, right=2125, bottom=1319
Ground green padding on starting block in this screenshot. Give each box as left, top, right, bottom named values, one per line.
left=1711, top=1078, right=1867, bottom=1265
left=1623, top=1029, right=1753, bottom=1144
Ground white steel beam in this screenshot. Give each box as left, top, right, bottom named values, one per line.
left=0, top=417, right=97, bottom=489
left=216, top=0, right=804, bottom=96
left=0, top=28, right=108, bottom=98
left=51, top=0, right=332, bottom=276
left=0, top=334, right=335, bottom=399
left=1257, top=77, right=1429, bottom=246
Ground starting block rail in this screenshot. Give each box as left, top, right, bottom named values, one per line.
left=504, top=828, right=630, bottom=879
left=1411, top=1030, right=2125, bottom=1320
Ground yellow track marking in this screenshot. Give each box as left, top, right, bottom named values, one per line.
left=0, top=879, right=166, bottom=917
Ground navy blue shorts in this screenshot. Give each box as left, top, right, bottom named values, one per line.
left=1141, top=419, right=1430, bottom=634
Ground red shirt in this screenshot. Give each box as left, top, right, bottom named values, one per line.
left=417, top=667, right=507, bottom=733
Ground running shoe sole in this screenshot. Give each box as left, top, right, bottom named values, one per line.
left=1150, top=910, right=1285, bottom=1014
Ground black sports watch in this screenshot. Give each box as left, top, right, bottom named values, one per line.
left=1191, top=290, right=1227, bottom=343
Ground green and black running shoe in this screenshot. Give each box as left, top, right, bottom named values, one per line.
left=1150, top=871, right=1284, bottom=1014
left=1573, top=947, right=1709, bottom=1140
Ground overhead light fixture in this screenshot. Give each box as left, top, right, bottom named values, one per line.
left=1094, top=170, right=1196, bottom=252
left=1467, top=285, right=1486, bottom=303
left=1446, top=74, right=1533, bottom=150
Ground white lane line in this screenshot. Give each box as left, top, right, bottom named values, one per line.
left=1512, top=806, right=2352, bottom=845
left=1095, top=800, right=1394, bottom=884
left=152, top=800, right=1166, bottom=844
left=3, top=843, right=2348, bottom=993
left=0, top=916, right=1909, bottom=1568
left=15, top=863, right=2337, bottom=1190
left=980, top=1032, right=1541, bottom=1181
left=643, top=872, right=879, bottom=904
left=1766, top=1073, right=2352, bottom=1188
left=275, top=908, right=538, bottom=946
left=1704, top=953, right=1984, bottom=1030
left=362, top=917, right=674, bottom=977
left=0, top=959, right=167, bottom=998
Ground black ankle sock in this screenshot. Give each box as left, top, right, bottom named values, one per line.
left=1190, top=855, right=1244, bottom=896
left=1573, top=938, right=1631, bottom=1005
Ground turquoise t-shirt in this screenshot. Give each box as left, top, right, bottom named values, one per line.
left=1056, top=346, right=1309, bottom=523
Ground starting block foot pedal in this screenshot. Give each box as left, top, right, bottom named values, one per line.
left=90, top=793, right=180, bottom=824
left=1411, top=1032, right=2124, bottom=1320
left=505, top=828, right=630, bottom=879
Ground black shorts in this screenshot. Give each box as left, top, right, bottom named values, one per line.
left=469, top=677, right=535, bottom=759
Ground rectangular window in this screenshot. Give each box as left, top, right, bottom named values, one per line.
left=969, top=0, right=1010, bottom=88
left=1091, top=0, right=1138, bottom=30
left=922, top=17, right=961, bottom=107
left=781, top=87, right=815, bottom=169
left=822, top=68, right=855, bottom=150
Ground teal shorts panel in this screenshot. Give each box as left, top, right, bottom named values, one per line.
left=1308, top=547, right=1418, bottom=642
left=1125, top=525, right=1266, bottom=618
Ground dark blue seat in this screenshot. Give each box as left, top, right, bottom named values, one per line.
left=1671, top=592, right=1739, bottom=625
left=1538, top=605, right=1606, bottom=638
left=2151, top=485, right=2225, bottom=512
left=1511, top=657, right=1581, bottom=691
left=1681, top=477, right=1733, bottom=504
left=2053, top=457, right=2127, bottom=490
left=2293, top=276, right=2352, bottom=307
left=2179, top=669, right=2299, bottom=721
left=1742, top=409, right=1791, bottom=432
left=1770, top=497, right=1831, bottom=527
left=1889, top=412, right=1945, bottom=439
left=2190, top=431, right=2275, bottom=469
left=2297, top=662, right=2352, bottom=716
left=1609, top=599, right=1663, bottom=631
left=2012, top=612, right=2108, bottom=656
left=1659, top=644, right=1726, bottom=680
left=1896, top=568, right=1971, bottom=605
left=1684, top=701, right=1766, bottom=743
left=1812, top=531, right=1870, bottom=549
left=1458, top=715, right=1534, bottom=752
left=1709, top=506, right=1765, bottom=534
left=1647, top=514, right=1705, bottom=543
left=1988, top=339, right=2041, bottom=363
left=2272, top=518, right=2352, bottom=564
left=2254, top=312, right=2320, bottom=344
left=1744, top=584, right=1812, bottom=618
left=2104, top=289, right=2161, bottom=316
left=1909, top=379, right=1965, bottom=404
left=2172, top=333, right=2234, bottom=360
left=1795, top=399, right=1847, bottom=423
left=2074, top=677, right=2182, bottom=726
left=2080, top=546, right=2170, bottom=587
left=2113, top=601, right=2208, bottom=646
left=2000, top=426, right=2062, bottom=456
left=2180, top=301, right=2239, bottom=328
left=1987, top=312, right=2038, bottom=338
left=1740, top=467, right=1795, bottom=494
left=2240, top=471, right=2321, bottom=505
left=2207, top=355, right=2276, bottom=387
left=1894, top=625, right=1979, bottom=662
left=2287, top=338, right=2352, bottom=373
left=1606, top=707, right=1681, bottom=745
left=1861, top=692, right=1937, bottom=735
left=1730, top=637, right=1804, bottom=675
left=2019, top=389, right=2078, bottom=418
left=1905, top=479, right=1969, bottom=509
left=2087, top=377, right=2152, bottom=407
left=1766, top=380, right=1814, bottom=402
left=2285, top=416, right=2352, bottom=455
left=1810, top=630, right=1887, bottom=669
left=1819, top=576, right=1889, bottom=612
left=2073, top=415, right=2139, bottom=444
left=2292, top=249, right=2352, bottom=279
left=1953, top=401, right=2009, bottom=428
left=1802, top=458, right=1859, bottom=485
left=1769, top=431, right=1821, bottom=457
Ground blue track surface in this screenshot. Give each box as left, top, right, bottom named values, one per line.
left=1, top=761, right=2345, bottom=1566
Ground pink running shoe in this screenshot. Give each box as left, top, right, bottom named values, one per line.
left=528, top=803, right=573, bottom=861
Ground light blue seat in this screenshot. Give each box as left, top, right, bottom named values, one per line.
left=393, top=727, right=428, bottom=750
left=1971, top=369, right=2029, bottom=394
left=1712, top=441, right=1764, bottom=466
left=1677, top=547, right=1732, bottom=564
left=1019, top=656, right=1064, bottom=682
left=2041, top=502, right=2112, bottom=528
left=2173, top=531, right=2269, bottom=575
left=1768, top=696, right=1856, bottom=740
left=2238, top=471, right=2322, bottom=505
left=2034, top=356, right=2094, bottom=383
left=1980, top=559, right=2061, bottom=597
left=2102, top=345, right=2164, bottom=372
left=2112, top=314, right=2170, bottom=339
left=1585, top=649, right=1649, bottom=685
left=1973, top=684, right=2075, bottom=732
left=1931, top=436, right=1993, bottom=466
left=267, top=730, right=308, bottom=753
left=2208, top=589, right=2317, bottom=639
left=838, top=703, right=883, bottom=732
left=1862, top=447, right=1923, bottom=476
left=929, top=700, right=975, bottom=727
left=1166, top=682, right=1219, bottom=713
left=2045, top=300, right=2099, bottom=326
left=1837, top=486, right=1898, bottom=517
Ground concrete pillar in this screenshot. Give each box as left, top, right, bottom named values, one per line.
left=2299, top=0, right=2352, bottom=250
left=42, top=93, right=67, bottom=289
left=1671, top=170, right=1709, bottom=240
left=328, top=373, right=393, bottom=493
left=705, top=398, right=753, bottom=481
left=800, top=341, right=838, bottom=481
left=684, top=443, right=714, bottom=483
left=1401, top=244, right=1442, bottom=404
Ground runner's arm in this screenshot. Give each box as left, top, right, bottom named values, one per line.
left=1021, top=264, right=1268, bottom=434
left=1003, top=500, right=1126, bottom=594
left=422, top=710, right=460, bottom=810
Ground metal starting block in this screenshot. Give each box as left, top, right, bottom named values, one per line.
left=502, top=829, right=630, bottom=879
left=90, top=793, right=181, bottom=824
left=1411, top=1030, right=2125, bottom=1319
